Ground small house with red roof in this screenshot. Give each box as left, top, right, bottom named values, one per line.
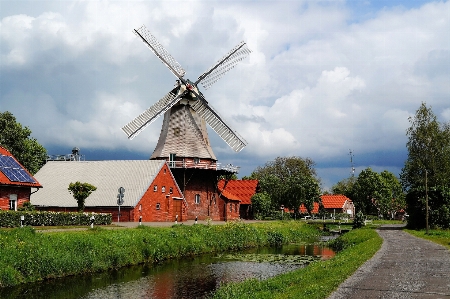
left=300, top=194, right=355, bottom=218
left=217, top=179, right=259, bottom=220
left=0, top=146, right=42, bottom=211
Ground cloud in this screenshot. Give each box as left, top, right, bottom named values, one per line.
left=1, top=0, right=449, bottom=187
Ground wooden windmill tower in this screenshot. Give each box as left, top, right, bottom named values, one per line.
left=122, top=25, right=251, bottom=221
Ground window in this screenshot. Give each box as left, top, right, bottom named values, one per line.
left=230, top=203, right=232, bottom=212
left=9, top=194, right=17, bottom=211
left=235, top=203, right=238, bottom=213
left=169, top=153, right=176, bottom=168
left=139, top=204, right=142, bottom=211
left=195, top=194, right=200, bottom=204
left=169, top=187, right=173, bottom=194
left=162, top=186, right=166, bottom=193
left=153, top=185, right=157, bottom=192
left=156, top=203, right=161, bottom=210
left=194, top=157, right=200, bottom=164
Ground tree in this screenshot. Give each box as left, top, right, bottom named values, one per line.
left=0, top=111, right=47, bottom=174
left=251, top=192, right=272, bottom=219
left=380, top=170, right=405, bottom=219
left=401, top=103, right=450, bottom=228
left=331, top=176, right=356, bottom=198
left=68, top=182, right=97, bottom=212
left=250, top=156, right=321, bottom=214
left=352, top=168, right=385, bottom=215
left=401, top=103, right=450, bottom=189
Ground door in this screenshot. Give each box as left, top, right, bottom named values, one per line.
left=173, top=199, right=182, bottom=222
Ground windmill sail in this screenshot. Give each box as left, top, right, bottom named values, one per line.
left=134, top=25, right=186, bottom=79
left=196, top=41, right=251, bottom=90
left=122, top=90, right=181, bottom=140
left=124, top=25, right=251, bottom=153
left=190, top=100, right=247, bottom=152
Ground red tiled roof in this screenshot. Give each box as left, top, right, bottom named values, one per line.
left=0, top=146, right=42, bottom=188
left=299, top=194, right=352, bottom=213
left=217, top=179, right=258, bottom=204
left=321, top=194, right=351, bottom=209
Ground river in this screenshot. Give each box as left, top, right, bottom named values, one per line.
left=1, top=243, right=334, bottom=299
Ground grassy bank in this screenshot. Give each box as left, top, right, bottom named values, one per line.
left=0, top=221, right=320, bottom=287
left=211, top=227, right=382, bottom=299
left=405, top=229, right=450, bottom=249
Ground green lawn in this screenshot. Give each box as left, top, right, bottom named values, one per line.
left=405, top=228, right=450, bottom=250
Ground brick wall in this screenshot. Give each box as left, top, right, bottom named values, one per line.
left=0, top=186, right=31, bottom=210
left=133, top=163, right=186, bottom=222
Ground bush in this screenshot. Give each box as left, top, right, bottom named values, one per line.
left=0, top=211, right=112, bottom=228
left=352, top=211, right=365, bottom=229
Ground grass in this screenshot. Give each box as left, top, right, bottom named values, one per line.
left=0, top=221, right=321, bottom=288
left=405, top=228, right=450, bottom=250
left=211, top=227, right=382, bottom=299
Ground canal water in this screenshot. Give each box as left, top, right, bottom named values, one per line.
left=2, top=243, right=334, bottom=299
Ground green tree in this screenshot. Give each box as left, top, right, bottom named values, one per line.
left=250, top=156, right=321, bottom=214
left=251, top=192, right=272, bottom=219
left=352, top=168, right=383, bottom=215
left=380, top=170, right=405, bottom=218
left=0, top=111, right=47, bottom=174
left=331, top=176, right=356, bottom=198
left=68, top=182, right=97, bottom=212
left=401, top=103, right=450, bottom=228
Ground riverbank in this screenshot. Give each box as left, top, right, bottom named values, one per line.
left=211, top=227, right=382, bottom=299
left=0, top=221, right=321, bottom=287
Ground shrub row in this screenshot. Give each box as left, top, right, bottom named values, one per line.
left=0, top=210, right=112, bottom=227
left=0, top=221, right=321, bottom=287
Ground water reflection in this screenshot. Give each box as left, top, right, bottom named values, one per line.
left=1, top=243, right=334, bottom=299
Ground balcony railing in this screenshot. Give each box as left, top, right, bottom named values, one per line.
left=167, top=160, right=239, bottom=173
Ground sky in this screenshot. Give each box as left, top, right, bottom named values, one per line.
left=1, top=0, right=449, bottom=191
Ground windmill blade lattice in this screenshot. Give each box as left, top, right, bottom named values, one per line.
left=190, top=100, right=247, bottom=152
left=196, top=41, right=251, bottom=90
left=122, top=90, right=180, bottom=140
left=134, top=25, right=186, bottom=79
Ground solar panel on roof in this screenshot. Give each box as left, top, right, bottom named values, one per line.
left=0, top=155, right=36, bottom=183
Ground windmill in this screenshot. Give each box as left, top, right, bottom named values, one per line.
left=122, top=25, right=251, bottom=162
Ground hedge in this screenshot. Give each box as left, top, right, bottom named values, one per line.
left=0, top=210, right=112, bottom=227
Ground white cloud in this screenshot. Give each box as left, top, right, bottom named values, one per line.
left=1, top=0, right=449, bottom=185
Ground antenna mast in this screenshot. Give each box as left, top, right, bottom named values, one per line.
left=349, top=149, right=355, bottom=178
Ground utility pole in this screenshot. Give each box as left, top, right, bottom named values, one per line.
left=425, top=170, right=429, bottom=234
left=349, top=149, right=355, bottom=178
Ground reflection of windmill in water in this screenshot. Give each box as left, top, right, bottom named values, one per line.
left=122, top=25, right=251, bottom=221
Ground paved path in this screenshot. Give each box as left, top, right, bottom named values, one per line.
left=328, top=224, right=450, bottom=298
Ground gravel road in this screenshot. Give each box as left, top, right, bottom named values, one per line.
left=328, top=224, right=450, bottom=299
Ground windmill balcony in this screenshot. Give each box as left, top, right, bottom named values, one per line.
left=167, top=159, right=239, bottom=173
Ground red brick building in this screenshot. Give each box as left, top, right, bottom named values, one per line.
left=31, top=160, right=186, bottom=222
left=167, top=161, right=242, bottom=221
left=0, top=146, right=42, bottom=210
left=217, top=179, right=259, bottom=219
